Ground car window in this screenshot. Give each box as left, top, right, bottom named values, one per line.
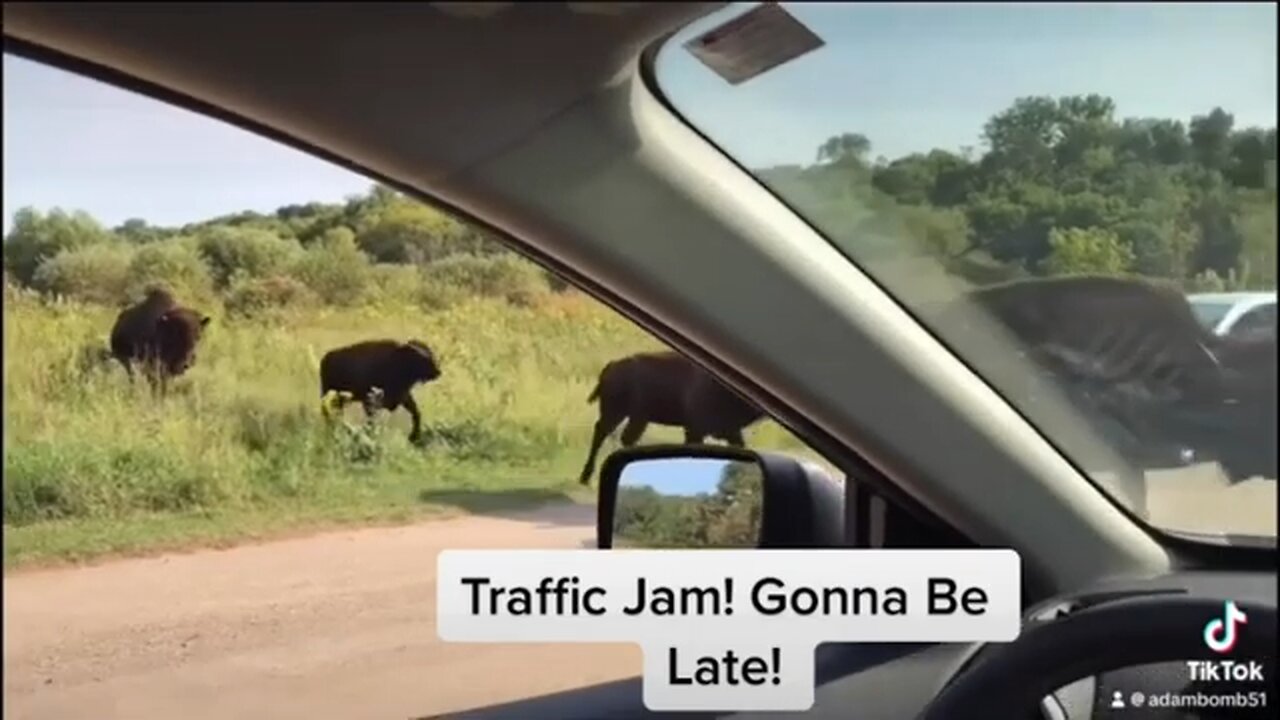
left=1, top=51, right=848, bottom=717
left=1189, top=299, right=1237, bottom=332
left=1228, top=302, right=1276, bottom=339
left=653, top=2, right=1277, bottom=541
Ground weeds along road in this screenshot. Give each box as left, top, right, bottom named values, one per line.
left=3, top=502, right=642, bottom=720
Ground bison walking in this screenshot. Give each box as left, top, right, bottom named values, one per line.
left=319, top=339, right=443, bottom=443
left=107, top=287, right=211, bottom=393
left=944, top=275, right=1276, bottom=483
left=577, top=351, right=765, bottom=486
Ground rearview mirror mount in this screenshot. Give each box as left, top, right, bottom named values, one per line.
left=596, top=444, right=845, bottom=550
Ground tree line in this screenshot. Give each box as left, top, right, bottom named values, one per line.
left=613, top=461, right=763, bottom=549
left=4, top=93, right=1275, bottom=317
left=765, top=94, right=1275, bottom=291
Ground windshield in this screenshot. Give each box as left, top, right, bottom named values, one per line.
left=653, top=2, right=1277, bottom=540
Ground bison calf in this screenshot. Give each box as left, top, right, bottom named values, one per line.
left=108, top=287, right=211, bottom=393
left=319, top=339, right=443, bottom=443
left=577, top=351, right=765, bottom=486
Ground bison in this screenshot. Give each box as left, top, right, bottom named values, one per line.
left=319, top=339, right=443, bottom=443
left=108, top=287, right=211, bottom=393
left=940, top=275, right=1277, bottom=483
left=577, top=351, right=765, bottom=487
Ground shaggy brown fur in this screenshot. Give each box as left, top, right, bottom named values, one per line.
left=319, top=339, right=442, bottom=443
left=107, top=287, right=211, bottom=392
left=577, top=351, right=765, bottom=487
left=942, top=275, right=1276, bottom=481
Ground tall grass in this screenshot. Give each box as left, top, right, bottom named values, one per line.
left=2, top=286, right=814, bottom=566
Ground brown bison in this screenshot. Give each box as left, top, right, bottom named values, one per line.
left=577, top=351, right=765, bottom=486
left=108, top=287, right=211, bottom=392
left=941, top=275, right=1276, bottom=482
left=319, top=339, right=442, bottom=443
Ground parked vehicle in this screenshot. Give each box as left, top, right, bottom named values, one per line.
left=1188, top=291, right=1277, bottom=340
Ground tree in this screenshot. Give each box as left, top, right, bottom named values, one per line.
left=816, top=133, right=871, bottom=166
left=1043, top=226, right=1135, bottom=276
left=3, top=207, right=115, bottom=285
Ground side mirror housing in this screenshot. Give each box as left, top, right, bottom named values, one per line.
left=595, top=444, right=844, bottom=550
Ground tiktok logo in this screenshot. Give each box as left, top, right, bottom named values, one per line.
left=1203, top=600, right=1248, bottom=654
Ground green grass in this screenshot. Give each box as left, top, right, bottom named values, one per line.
left=2, top=289, right=816, bottom=570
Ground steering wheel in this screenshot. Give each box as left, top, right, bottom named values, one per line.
left=917, top=592, right=1276, bottom=719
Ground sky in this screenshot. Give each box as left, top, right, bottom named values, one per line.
left=619, top=457, right=741, bottom=497
left=4, top=2, right=1277, bottom=234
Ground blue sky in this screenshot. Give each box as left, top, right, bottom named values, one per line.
left=620, top=458, right=737, bottom=497
left=4, top=3, right=1276, bottom=234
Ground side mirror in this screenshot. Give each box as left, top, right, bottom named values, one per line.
left=596, top=444, right=845, bottom=550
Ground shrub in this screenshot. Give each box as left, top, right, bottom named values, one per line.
left=31, top=242, right=137, bottom=304
left=123, top=236, right=218, bottom=305
left=224, top=273, right=318, bottom=318
left=197, top=225, right=303, bottom=288
left=289, top=227, right=371, bottom=306
left=1043, top=226, right=1135, bottom=276
left=420, top=254, right=550, bottom=307
left=3, top=207, right=116, bottom=285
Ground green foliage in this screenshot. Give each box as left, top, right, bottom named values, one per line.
left=776, top=96, right=1277, bottom=288
left=613, top=461, right=765, bottom=549
left=3, top=207, right=115, bottom=285
left=288, top=227, right=372, bottom=306
left=420, top=253, right=551, bottom=307
left=125, top=236, right=217, bottom=305
left=197, top=225, right=304, bottom=288
left=1044, top=226, right=1135, bottom=276
left=224, top=273, right=318, bottom=319
left=31, top=241, right=136, bottom=304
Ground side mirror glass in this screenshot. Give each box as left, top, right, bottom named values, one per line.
left=596, top=444, right=846, bottom=549
left=611, top=456, right=765, bottom=549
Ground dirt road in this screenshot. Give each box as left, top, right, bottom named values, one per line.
left=3, top=503, right=642, bottom=720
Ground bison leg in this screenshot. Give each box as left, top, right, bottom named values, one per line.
left=360, top=394, right=381, bottom=422
left=683, top=428, right=708, bottom=445
left=118, top=357, right=136, bottom=383
left=401, top=394, right=424, bottom=445
left=578, top=412, right=626, bottom=486
left=618, top=418, right=649, bottom=447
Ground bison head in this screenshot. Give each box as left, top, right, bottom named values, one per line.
left=396, top=340, right=442, bottom=384
left=155, top=308, right=211, bottom=375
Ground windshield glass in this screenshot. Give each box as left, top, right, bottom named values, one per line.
left=653, top=2, right=1277, bottom=540
left=1189, top=299, right=1238, bottom=332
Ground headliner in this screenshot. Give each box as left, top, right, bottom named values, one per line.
left=2, top=2, right=724, bottom=186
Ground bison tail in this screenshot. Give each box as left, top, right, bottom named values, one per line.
left=587, top=358, right=621, bottom=403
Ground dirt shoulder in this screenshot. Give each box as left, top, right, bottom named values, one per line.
left=3, top=502, right=641, bottom=720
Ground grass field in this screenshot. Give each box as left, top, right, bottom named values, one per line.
left=2, top=287, right=816, bottom=569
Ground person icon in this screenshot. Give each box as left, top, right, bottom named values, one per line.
left=1111, top=690, right=1126, bottom=709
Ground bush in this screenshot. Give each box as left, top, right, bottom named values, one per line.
left=124, top=236, right=218, bottom=305
left=289, top=227, right=372, bottom=306
left=367, top=263, right=423, bottom=307
left=31, top=242, right=137, bottom=304
left=197, top=226, right=303, bottom=288
left=1043, top=226, right=1136, bottom=276
left=224, top=273, right=318, bottom=318
left=3, top=207, right=116, bottom=285
left=420, top=254, right=550, bottom=307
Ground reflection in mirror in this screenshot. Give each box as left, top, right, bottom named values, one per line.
left=613, top=457, right=764, bottom=549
